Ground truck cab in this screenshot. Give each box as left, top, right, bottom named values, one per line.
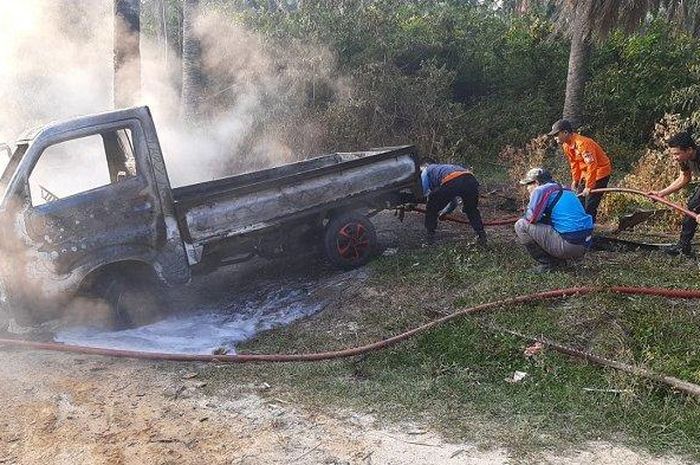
left=0, top=107, right=189, bottom=324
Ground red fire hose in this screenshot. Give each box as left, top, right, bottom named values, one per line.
left=409, top=205, right=520, bottom=227
left=589, top=187, right=700, bottom=220
left=413, top=186, right=700, bottom=226
left=0, top=285, right=699, bottom=396
left=0, top=188, right=699, bottom=397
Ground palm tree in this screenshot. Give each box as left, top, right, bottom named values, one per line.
left=114, top=0, right=141, bottom=108
left=559, top=0, right=699, bottom=127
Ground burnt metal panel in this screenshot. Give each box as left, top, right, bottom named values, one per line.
left=183, top=153, right=417, bottom=244
left=173, top=146, right=418, bottom=209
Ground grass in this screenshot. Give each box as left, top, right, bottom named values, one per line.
left=200, top=227, right=700, bottom=461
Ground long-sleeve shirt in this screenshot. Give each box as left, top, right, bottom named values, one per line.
left=525, top=182, right=593, bottom=243
left=421, top=164, right=470, bottom=197
left=561, top=134, right=612, bottom=189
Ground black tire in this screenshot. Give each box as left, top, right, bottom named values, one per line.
left=323, top=212, right=378, bottom=270
left=92, top=270, right=165, bottom=330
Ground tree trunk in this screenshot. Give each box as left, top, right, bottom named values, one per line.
left=152, top=0, right=168, bottom=67
left=181, top=0, right=204, bottom=122
left=114, top=0, right=140, bottom=109
left=562, top=8, right=592, bottom=128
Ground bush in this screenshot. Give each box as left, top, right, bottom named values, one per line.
left=498, top=135, right=570, bottom=199
left=322, top=61, right=468, bottom=159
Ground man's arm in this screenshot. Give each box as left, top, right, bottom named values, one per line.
left=421, top=170, right=431, bottom=198
left=564, top=148, right=581, bottom=188
left=525, top=188, right=549, bottom=224
left=582, top=150, right=598, bottom=193
left=654, top=170, right=692, bottom=197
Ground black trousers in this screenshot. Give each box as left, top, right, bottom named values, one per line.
left=680, top=185, right=700, bottom=246
left=425, top=174, right=484, bottom=235
left=577, top=176, right=609, bottom=223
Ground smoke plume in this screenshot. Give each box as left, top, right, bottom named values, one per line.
left=0, top=0, right=347, bottom=186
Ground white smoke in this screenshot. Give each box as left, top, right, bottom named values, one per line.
left=0, top=0, right=113, bottom=141
left=0, top=0, right=348, bottom=187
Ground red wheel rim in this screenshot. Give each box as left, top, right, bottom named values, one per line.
left=336, top=222, right=370, bottom=260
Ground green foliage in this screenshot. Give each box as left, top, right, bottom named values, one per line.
left=322, top=62, right=468, bottom=158
left=182, top=1, right=700, bottom=173
left=216, top=236, right=700, bottom=459
left=585, top=20, right=700, bottom=170
left=218, top=1, right=569, bottom=164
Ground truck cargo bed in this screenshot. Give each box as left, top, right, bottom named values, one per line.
left=172, top=146, right=419, bottom=244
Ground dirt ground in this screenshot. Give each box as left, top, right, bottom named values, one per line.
left=0, top=348, right=691, bottom=465
left=0, top=350, right=505, bottom=465
left=0, top=199, right=695, bottom=464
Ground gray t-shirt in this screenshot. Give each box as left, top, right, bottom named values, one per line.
left=679, top=153, right=700, bottom=176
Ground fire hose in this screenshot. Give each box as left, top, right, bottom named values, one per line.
left=0, top=188, right=699, bottom=398
left=413, top=187, right=700, bottom=226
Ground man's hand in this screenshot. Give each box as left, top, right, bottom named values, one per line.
left=649, top=190, right=669, bottom=201
left=571, top=181, right=578, bottom=191
left=581, top=187, right=591, bottom=197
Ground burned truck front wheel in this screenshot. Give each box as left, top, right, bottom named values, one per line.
left=323, top=212, right=378, bottom=270
left=81, top=265, right=165, bottom=330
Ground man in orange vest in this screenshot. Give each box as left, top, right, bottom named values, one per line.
left=548, top=119, right=612, bottom=222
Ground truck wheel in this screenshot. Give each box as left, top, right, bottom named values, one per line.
left=93, top=271, right=165, bottom=330
left=324, top=212, right=378, bottom=270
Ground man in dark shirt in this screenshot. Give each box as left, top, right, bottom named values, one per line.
left=650, top=132, right=700, bottom=256
left=420, top=162, right=486, bottom=245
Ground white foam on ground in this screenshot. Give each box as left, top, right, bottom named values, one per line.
left=54, top=284, right=326, bottom=355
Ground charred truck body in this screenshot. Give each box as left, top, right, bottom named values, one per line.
left=0, top=107, right=421, bottom=327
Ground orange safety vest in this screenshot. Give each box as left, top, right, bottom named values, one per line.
left=562, top=134, right=612, bottom=189
left=441, top=170, right=471, bottom=185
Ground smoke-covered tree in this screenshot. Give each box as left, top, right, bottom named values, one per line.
left=181, top=0, right=204, bottom=121
left=114, top=0, right=141, bottom=108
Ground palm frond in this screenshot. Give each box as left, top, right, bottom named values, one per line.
left=554, top=0, right=700, bottom=40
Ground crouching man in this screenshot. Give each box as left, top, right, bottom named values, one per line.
left=515, top=168, right=594, bottom=272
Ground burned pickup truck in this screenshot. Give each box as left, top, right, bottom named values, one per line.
left=0, top=106, right=421, bottom=327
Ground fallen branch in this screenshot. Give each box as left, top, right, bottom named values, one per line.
left=483, top=323, right=700, bottom=398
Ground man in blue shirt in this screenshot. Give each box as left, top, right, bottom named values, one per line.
left=515, top=167, right=594, bottom=272
left=421, top=162, right=486, bottom=245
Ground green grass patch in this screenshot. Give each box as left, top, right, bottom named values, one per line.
left=202, top=234, right=700, bottom=461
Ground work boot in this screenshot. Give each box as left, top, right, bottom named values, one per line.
left=524, top=242, right=556, bottom=273
left=530, top=263, right=553, bottom=274
left=476, top=231, right=487, bottom=247
left=663, top=240, right=694, bottom=257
